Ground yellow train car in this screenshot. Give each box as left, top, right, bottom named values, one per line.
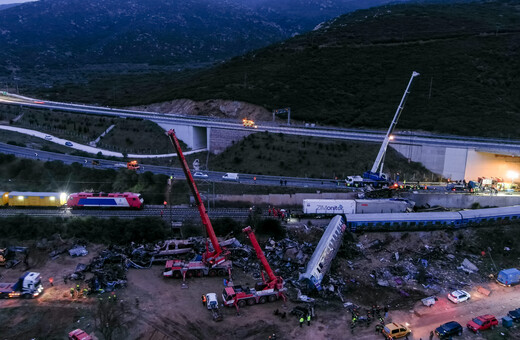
left=7, top=192, right=67, bottom=207
left=1, top=192, right=8, bottom=206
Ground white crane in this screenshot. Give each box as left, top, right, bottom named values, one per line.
left=363, top=71, right=420, bottom=183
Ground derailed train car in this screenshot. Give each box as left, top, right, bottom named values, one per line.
left=1, top=191, right=143, bottom=209
left=300, top=214, right=347, bottom=291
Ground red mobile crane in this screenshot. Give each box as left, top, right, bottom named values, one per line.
left=163, top=129, right=231, bottom=280
left=222, top=226, right=286, bottom=310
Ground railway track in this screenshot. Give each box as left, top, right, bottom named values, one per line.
left=0, top=206, right=265, bottom=220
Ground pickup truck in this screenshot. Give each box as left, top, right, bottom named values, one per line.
left=467, top=314, right=498, bottom=333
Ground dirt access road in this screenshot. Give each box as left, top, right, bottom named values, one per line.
left=388, top=282, right=520, bottom=340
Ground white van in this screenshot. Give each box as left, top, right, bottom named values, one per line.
left=222, top=173, right=239, bottom=182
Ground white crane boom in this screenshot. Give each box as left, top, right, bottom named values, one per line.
left=367, top=71, right=420, bottom=178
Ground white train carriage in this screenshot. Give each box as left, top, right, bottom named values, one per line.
left=300, top=215, right=347, bottom=291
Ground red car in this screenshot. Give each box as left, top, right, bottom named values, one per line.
left=68, top=329, right=92, bottom=340
left=467, top=314, right=498, bottom=333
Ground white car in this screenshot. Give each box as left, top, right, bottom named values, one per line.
left=448, top=290, right=471, bottom=303
left=206, top=293, right=218, bottom=310
left=44, top=135, right=52, bottom=140
left=193, top=172, right=209, bottom=179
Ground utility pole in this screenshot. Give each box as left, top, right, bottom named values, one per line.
left=428, top=77, right=433, bottom=100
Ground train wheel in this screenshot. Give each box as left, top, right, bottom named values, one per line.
left=238, top=300, right=246, bottom=308
left=173, top=271, right=182, bottom=279
left=186, top=271, right=193, bottom=278
left=247, top=298, right=255, bottom=305
left=268, top=295, right=277, bottom=302
left=259, top=296, right=267, bottom=304
left=196, top=270, right=203, bottom=277
left=208, top=269, right=217, bottom=277
left=217, top=269, right=225, bottom=276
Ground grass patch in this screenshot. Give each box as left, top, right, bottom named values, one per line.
left=207, top=132, right=435, bottom=181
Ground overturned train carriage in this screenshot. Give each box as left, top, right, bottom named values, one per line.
left=300, top=214, right=347, bottom=291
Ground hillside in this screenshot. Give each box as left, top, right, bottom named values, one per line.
left=0, top=0, right=291, bottom=75
left=0, top=0, right=405, bottom=86
left=44, top=0, right=520, bottom=138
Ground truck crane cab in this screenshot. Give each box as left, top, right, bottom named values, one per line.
left=222, top=227, right=286, bottom=310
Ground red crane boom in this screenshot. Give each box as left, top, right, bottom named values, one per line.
left=167, top=129, right=224, bottom=264
left=243, top=226, right=283, bottom=290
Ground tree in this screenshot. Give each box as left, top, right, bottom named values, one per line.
left=94, top=298, right=128, bottom=340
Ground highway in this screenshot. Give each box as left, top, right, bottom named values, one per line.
left=3, top=92, right=520, bottom=154
left=0, top=141, right=348, bottom=190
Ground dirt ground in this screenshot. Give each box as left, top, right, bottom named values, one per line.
left=128, top=99, right=273, bottom=122
left=2, top=226, right=520, bottom=339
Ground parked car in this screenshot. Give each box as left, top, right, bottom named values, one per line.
left=382, top=322, right=411, bottom=339
left=65, top=141, right=73, bottom=147
left=435, top=321, right=463, bottom=338
left=193, top=172, right=209, bottom=179
left=448, top=290, right=470, bottom=304
left=508, top=308, right=520, bottom=322
left=44, top=135, right=52, bottom=140
left=467, top=314, right=498, bottom=333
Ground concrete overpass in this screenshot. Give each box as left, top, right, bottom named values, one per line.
left=3, top=92, right=520, bottom=181
left=391, top=136, right=520, bottom=181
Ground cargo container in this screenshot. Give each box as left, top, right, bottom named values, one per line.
left=302, top=198, right=412, bottom=216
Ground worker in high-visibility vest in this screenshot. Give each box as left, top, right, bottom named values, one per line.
left=307, top=314, right=311, bottom=326
left=201, top=294, right=207, bottom=307
left=299, top=316, right=304, bottom=328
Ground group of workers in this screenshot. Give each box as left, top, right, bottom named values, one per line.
left=69, top=284, right=89, bottom=299
left=298, top=313, right=312, bottom=327
left=268, top=207, right=289, bottom=221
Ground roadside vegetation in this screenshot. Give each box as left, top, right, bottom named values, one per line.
left=0, top=214, right=283, bottom=245
left=1, top=105, right=172, bottom=155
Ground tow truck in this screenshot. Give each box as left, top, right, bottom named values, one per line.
left=163, top=130, right=231, bottom=281
left=222, top=226, right=286, bottom=311
left=0, top=272, right=44, bottom=299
